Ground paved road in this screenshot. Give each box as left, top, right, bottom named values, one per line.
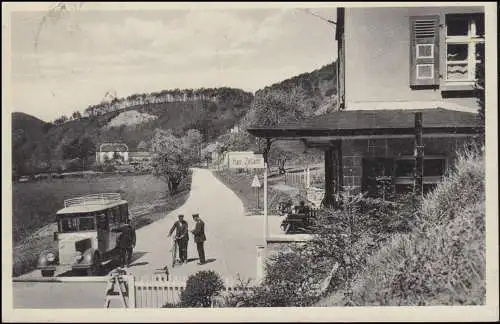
left=128, top=168, right=270, bottom=281
left=12, top=168, right=285, bottom=308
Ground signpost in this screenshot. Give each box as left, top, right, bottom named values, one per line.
left=251, top=175, right=261, bottom=208
left=227, top=150, right=267, bottom=279
left=227, top=152, right=265, bottom=169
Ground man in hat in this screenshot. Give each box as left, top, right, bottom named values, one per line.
left=190, top=214, right=206, bottom=265
left=117, top=219, right=136, bottom=267
left=168, top=214, right=189, bottom=264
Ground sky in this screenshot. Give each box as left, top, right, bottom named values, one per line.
left=8, top=3, right=338, bottom=122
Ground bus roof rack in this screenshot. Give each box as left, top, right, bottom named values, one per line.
left=64, top=193, right=123, bottom=208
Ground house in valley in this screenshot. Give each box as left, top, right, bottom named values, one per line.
left=247, top=6, right=485, bottom=207
left=96, top=143, right=129, bottom=164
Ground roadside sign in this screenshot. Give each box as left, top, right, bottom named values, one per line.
left=251, top=175, right=261, bottom=188
left=227, top=152, right=264, bottom=169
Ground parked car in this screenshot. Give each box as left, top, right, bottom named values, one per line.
left=18, top=176, right=30, bottom=183
left=37, top=193, right=132, bottom=277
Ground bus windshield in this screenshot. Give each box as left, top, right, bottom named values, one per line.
left=58, top=214, right=96, bottom=232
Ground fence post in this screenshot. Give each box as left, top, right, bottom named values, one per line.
left=128, top=275, right=136, bottom=308
left=256, top=245, right=265, bottom=283
left=306, top=167, right=310, bottom=189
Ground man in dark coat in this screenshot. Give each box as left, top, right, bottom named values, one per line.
left=168, top=214, right=189, bottom=264
left=117, top=221, right=136, bottom=267
left=190, top=214, right=206, bottom=265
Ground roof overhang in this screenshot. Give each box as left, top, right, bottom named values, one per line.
left=246, top=108, right=482, bottom=146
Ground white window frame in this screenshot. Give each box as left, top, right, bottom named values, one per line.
left=416, top=64, right=434, bottom=79
left=416, top=43, right=434, bottom=59
left=445, top=14, right=485, bottom=84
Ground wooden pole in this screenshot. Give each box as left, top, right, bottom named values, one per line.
left=414, top=112, right=424, bottom=198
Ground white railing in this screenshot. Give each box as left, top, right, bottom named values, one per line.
left=133, top=275, right=254, bottom=308
left=64, top=193, right=122, bottom=208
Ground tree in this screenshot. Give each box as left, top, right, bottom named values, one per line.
left=62, top=137, right=96, bottom=170
left=137, top=140, right=149, bottom=151
left=216, top=131, right=254, bottom=155
left=244, top=90, right=305, bottom=128
left=267, top=144, right=300, bottom=175
left=150, top=128, right=199, bottom=194
left=183, top=129, right=204, bottom=163
left=53, top=115, right=68, bottom=126
left=180, top=270, right=225, bottom=307
left=71, top=111, right=82, bottom=120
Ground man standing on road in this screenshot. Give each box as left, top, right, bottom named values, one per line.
left=168, top=214, right=189, bottom=264
left=190, top=213, right=206, bottom=265
left=117, top=220, right=136, bottom=268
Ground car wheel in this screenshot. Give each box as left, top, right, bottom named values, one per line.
left=41, top=269, right=55, bottom=277
left=87, top=253, right=102, bottom=276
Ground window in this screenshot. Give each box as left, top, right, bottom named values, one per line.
left=394, top=156, right=447, bottom=194
left=409, top=13, right=484, bottom=89
left=445, top=14, right=485, bottom=83
left=59, top=214, right=97, bottom=232
left=119, top=204, right=129, bottom=223
left=78, top=216, right=96, bottom=231
left=60, top=218, right=79, bottom=232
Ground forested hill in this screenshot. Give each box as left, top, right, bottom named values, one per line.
left=12, top=62, right=338, bottom=176
left=255, top=62, right=337, bottom=116
left=12, top=87, right=253, bottom=176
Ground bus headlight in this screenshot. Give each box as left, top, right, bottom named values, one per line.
left=46, top=252, right=55, bottom=262
left=75, top=251, right=83, bottom=261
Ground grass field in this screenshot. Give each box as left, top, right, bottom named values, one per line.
left=12, top=172, right=192, bottom=277
left=12, top=174, right=170, bottom=243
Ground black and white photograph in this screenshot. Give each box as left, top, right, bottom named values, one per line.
left=2, top=1, right=498, bottom=322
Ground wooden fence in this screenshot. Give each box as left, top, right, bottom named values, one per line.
left=284, top=168, right=324, bottom=188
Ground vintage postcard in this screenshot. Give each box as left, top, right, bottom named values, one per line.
left=2, top=1, right=498, bottom=322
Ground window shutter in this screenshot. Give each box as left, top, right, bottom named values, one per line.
left=410, top=15, right=440, bottom=87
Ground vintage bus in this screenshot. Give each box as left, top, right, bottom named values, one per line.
left=37, top=193, right=132, bottom=277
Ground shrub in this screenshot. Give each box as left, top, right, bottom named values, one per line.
left=180, top=270, right=225, bottom=307
left=226, top=191, right=417, bottom=307
left=316, top=144, right=485, bottom=306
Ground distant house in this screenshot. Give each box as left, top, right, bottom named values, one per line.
left=96, top=143, right=129, bottom=164
left=201, top=142, right=221, bottom=164
left=229, top=124, right=241, bottom=134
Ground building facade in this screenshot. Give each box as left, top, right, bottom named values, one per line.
left=96, top=143, right=129, bottom=164
left=247, top=5, right=485, bottom=206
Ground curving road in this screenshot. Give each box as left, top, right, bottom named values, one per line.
left=128, top=168, right=266, bottom=281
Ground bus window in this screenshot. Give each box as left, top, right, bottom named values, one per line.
left=60, top=218, right=78, bottom=232
left=114, top=207, right=121, bottom=223
left=109, top=207, right=119, bottom=224
left=120, top=204, right=128, bottom=223
left=79, top=216, right=96, bottom=231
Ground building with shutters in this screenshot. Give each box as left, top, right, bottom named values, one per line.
left=247, top=6, right=485, bottom=206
